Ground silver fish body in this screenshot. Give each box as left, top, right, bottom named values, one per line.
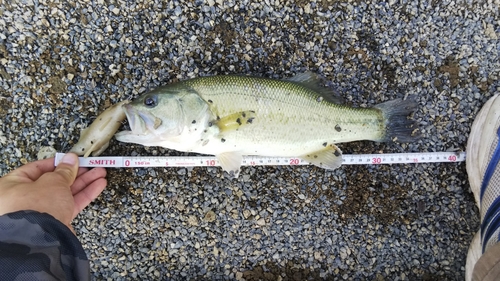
left=115, top=72, right=418, bottom=175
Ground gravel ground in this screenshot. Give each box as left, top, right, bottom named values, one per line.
left=1, top=0, right=499, bottom=280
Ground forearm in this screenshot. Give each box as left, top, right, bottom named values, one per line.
left=0, top=210, right=90, bottom=281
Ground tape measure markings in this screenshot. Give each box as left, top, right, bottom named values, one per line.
left=55, top=152, right=466, bottom=168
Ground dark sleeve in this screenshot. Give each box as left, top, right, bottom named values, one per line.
left=0, top=210, right=90, bottom=281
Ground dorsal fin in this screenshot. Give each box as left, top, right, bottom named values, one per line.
left=286, top=71, right=343, bottom=104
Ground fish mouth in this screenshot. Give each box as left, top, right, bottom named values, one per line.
left=121, top=104, right=162, bottom=135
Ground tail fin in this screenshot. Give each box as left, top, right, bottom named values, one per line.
left=374, top=97, right=419, bottom=142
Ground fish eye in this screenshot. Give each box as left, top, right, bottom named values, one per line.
left=144, top=95, right=157, bottom=108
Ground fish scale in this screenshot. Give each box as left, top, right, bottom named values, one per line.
left=182, top=75, right=385, bottom=146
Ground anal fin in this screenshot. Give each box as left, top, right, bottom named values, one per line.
left=216, top=151, right=243, bottom=178
left=300, top=144, right=343, bottom=170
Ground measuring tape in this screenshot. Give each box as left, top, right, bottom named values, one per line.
left=55, top=152, right=466, bottom=168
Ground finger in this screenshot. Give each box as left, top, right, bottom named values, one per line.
left=77, top=167, right=90, bottom=178
left=71, top=168, right=107, bottom=195
left=8, top=158, right=57, bottom=182
left=50, top=153, right=79, bottom=187
left=72, top=178, right=107, bottom=219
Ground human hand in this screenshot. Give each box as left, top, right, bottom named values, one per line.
left=0, top=153, right=107, bottom=232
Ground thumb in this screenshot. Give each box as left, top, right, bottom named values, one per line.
left=53, top=153, right=79, bottom=186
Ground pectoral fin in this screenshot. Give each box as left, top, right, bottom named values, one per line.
left=300, top=144, right=343, bottom=170
left=215, top=111, right=257, bottom=132
left=216, top=151, right=243, bottom=178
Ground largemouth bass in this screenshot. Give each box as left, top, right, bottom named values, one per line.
left=115, top=72, right=418, bottom=176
